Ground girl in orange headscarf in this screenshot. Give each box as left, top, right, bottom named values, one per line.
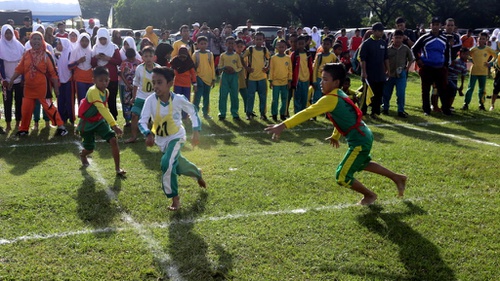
left=143, top=26, right=159, bottom=47
left=8, top=32, right=68, bottom=137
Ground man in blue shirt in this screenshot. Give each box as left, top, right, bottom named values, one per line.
left=412, top=17, right=452, bottom=116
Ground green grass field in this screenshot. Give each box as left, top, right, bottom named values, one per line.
left=1, top=73, right=499, bottom=280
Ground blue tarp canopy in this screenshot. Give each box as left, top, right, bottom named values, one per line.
left=0, top=0, right=81, bottom=22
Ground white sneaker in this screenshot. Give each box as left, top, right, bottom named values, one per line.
left=489, top=106, right=494, bottom=111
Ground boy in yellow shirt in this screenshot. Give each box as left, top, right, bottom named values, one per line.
left=269, top=40, right=292, bottom=122
left=462, top=32, right=497, bottom=110
left=192, top=36, right=216, bottom=119
left=77, top=66, right=126, bottom=176
left=243, top=32, right=270, bottom=120
left=235, top=39, right=248, bottom=115
left=312, top=37, right=335, bottom=105
left=265, top=63, right=407, bottom=205
left=218, top=37, right=243, bottom=120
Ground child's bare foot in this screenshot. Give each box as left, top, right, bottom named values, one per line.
left=197, top=169, right=206, bottom=188
left=124, top=137, right=137, bottom=144
left=168, top=196, right=180, bottom=211
left=116, top=168, right=127, bottom=177
left=358, top=193, right=378, bottom=205
left=394, top=175, right=407, bottom=197
left=80, top=152, right=90, bottom=167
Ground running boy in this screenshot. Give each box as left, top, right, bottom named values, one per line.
left=192, top=36, right=216, bottom=119
left=269, top=39, right=292, bottom=122
left=125, top=46, right=159, bottom=143
left=139, top=67, right=206, bottom=211
left=243, top=32, right=270, bottom=120
left=265, top=63, right=407, bottom=205
left=462, top=32, right=497, bottom=110
left=218, top=37, right=243, bottom=120
left=77, top=66, right=126, bottom=176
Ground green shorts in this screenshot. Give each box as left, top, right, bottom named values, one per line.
left=81, top=121, right=116, bottom=151
left=335, top=143, right=372, bottom=188
left=131, top=98, right=146, bottom=116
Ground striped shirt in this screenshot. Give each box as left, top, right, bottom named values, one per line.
left=412, top=31, right=450, bottom=68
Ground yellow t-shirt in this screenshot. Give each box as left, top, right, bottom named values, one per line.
left=313, top=52, right=337, bottom=81
left=86, top=86, right=117, bottom=127
left=192, top=51, right=215, bottom=86
left=299, top=53, right=310, bottom=82
left=243, top=46, right=270, bottom=81
left=218, top=52, right=243, bottom=73
left=470, top=46, right=497, bottom=76
left=171, top=39, right=193, bottom=58
left=269, top=54, right=292, bottom=86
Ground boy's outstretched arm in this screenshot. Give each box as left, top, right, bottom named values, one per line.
left=265, top=123, right=286, bottom=140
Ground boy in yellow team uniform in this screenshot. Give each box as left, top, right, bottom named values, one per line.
left=266, top=63, right=407, bottom=205
left=77, top=66, right=126, bottom=176
left=269, top=39, right=292, bottom=122
left=192, top=36, right=216, bottom=119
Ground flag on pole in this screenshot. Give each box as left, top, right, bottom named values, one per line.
left=107, top=6, right=113, bottom=28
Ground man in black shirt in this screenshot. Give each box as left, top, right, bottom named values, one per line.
left=19, top=16, right=32, bottom=45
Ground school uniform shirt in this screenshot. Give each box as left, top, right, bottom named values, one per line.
left=298, top=53, right=311, bottom=82
left=243, top=46, right=270, bottom=81
left=79, top=86, right=117, bottom=129
left=269, top=54, right=292, bottom=86
left=171, top=39, right=194, bottom=58
left=237, top=54, right=248, bottom=89
left=460, top=35, right=476, bottom=49
left=350, top=36, right=363, bottom=52
left=70, top=33, right=93, bottom=84
left=469, top=46, right=497, bottom=76
left=133, top=63, right=160, bottom=100
left=337, top=36, right=349, bottom=52
left=218, top=52, right=243, bottom=73
left=0, top=24, right=24, bottom=84
left=139, top=93, right=201, bottom=145
left=312, top=52, right=336, bottom=82
left=284, top=88, right=370, bottom=145
left=192, top=50, right=215, bottom=85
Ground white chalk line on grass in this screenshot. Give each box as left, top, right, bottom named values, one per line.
left=0, top=196, right=422, bottom=246
left=1, top=118, right=497, bottom=149
left=74, top=142, right=183, bottom=280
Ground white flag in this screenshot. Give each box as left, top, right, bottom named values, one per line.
left=107, top=6, right=113, bottom=28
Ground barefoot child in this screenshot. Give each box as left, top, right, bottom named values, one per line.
left=265, top=63, right=406, bottom=205
left=77, top=66, right=126, bottom=176
left=139, top=66, right=206, bottom=211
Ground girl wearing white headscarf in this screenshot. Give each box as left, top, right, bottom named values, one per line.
left=55, top=38, right=74, bottom=124
left=68, top=29, right=80, bottom=51
left=0, top=24, right=25, bottom=131
left=91, top=28, right=122, bottom=120
left=69, top=33, right=93, bottom=103
left=119, top=36, right=141, bottom=61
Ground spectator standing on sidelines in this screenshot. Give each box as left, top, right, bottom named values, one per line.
left=412, top=17, right=452, bottom=116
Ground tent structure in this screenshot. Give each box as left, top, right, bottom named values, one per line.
left=0, top=0, right=81, bottom=22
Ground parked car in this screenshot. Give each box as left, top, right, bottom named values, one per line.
left=333, top=27, right=371, bottom=40
left=234, top=25, right=283, bottom=49
left=108, top=28, right=133, bottom=37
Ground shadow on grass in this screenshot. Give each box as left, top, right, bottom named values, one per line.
left=166, top=191, right=233, bottom=280
left=76, top=168, right=120, bottom=235
left=354, top=202, right=456, bottom=281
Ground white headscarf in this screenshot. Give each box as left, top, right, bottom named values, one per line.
left=69, top=33, right=92, bottom=71
left=56, top=38, right=72, bottom=83
left=0, top=24, right=25, bottom=62
left=68, top=29, right=80, bottom=51
left=92, top=28, right=117, bottom=66
left=119, top=36, right=141, bottom=61
left=32, top=23, right=45, bottom=34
